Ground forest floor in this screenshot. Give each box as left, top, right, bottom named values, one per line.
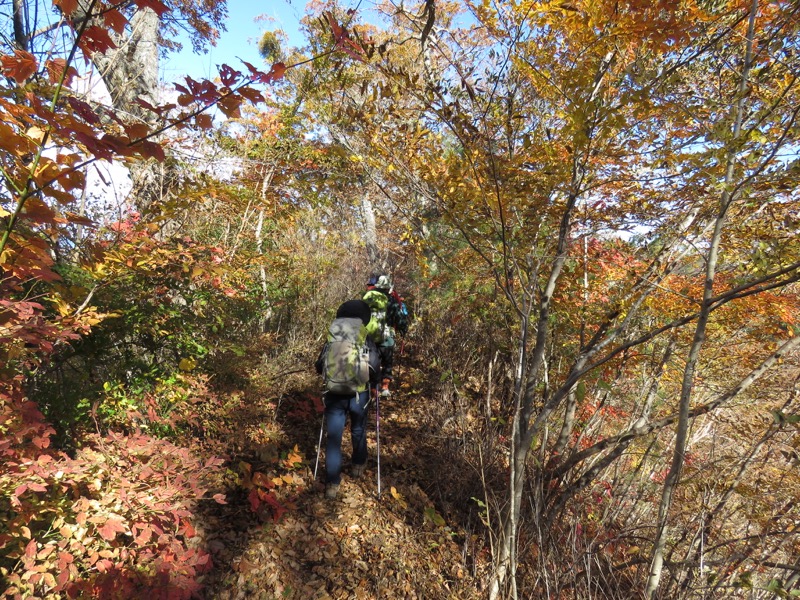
left=193, top=350, right=491, bottom=599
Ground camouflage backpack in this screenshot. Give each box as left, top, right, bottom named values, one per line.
left=320, top=317, right=377, bottom=395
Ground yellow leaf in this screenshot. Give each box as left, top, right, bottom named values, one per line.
left=179, top=357, right=196, bottom=371
left=26, top=126, right=46, bottom=143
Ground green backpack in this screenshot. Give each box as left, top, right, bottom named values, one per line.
left=320, top=317, right=375, bottom=395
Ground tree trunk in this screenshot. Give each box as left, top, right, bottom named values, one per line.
left=644, top=2, right=759, bottom=596
left=12, top=0, right=28, bottom=51
left=72, top=1, right=167, bottom=209
left=361, top=192, right=379, bottom=268
left=94, top=8, right=165, bottom=208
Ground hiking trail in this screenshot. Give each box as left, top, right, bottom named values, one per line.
left=196, top=358, right=490, bottom=599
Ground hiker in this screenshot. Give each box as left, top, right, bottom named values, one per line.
left=315, top=299, right=379, bottom=499
left=363, top=274, right=408, bottom=397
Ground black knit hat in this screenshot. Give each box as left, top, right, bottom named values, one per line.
left=336, top=299, right=371, bottom=325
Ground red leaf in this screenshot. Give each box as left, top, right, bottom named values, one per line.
left=325, top=11, right=346, bottom=42
left=133, top=526, right=152, bottom=546
left=96, top=558, right=113, bottom=573
left=25, top=539, right=37, bottom=559
left=31, top=435, right=50, bottom=449
left=237, top=86, right=264, bottom=105
left=54, top=0, right=79, bottom=16
left=217, top=94, right=242, bottom=118
left=269, top=62, right=287, bottom=81
left=14, top=484, right=27, bottom=497
left=247, top=488, right=260, bottom=512
left=45, top=58, right=77, bottom=85
left=67, top=96, right=101, bottom=125
left=57, top=551, right=74, bottom=571
left=56, top=568, right=70, bottom=589
left=104, top=9, right=128, bottom=34
left=1, top=50, right=38, bottom=83
left=21, top=198, right=58, bottom=225
left=219, top=64, right=242, bottom=87
left=337, top=38, right=366, bottom=62
left=133, top=0, right=170, bottom=17
left=65, top=212, right=95, bottom=226
left=124, top=123, right=150, bottom=140
left=79, top=26, right=117, bottom=55
left=212, top=493, right=227, bottom=504
left=97, top=518, right=126, bottom=541
left=136, top=140, right=165, bottom=162
left=195, top=113, right=213, bottom=129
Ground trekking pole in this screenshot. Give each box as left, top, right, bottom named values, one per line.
left=313, top=408, right=324, bottom=481
left=375, top=385, right=382, bottom=499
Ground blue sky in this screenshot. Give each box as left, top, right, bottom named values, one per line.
left=161, top=1, right=308, bottom=83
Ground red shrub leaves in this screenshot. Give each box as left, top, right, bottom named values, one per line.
left=0, top=396, right=222, bottom=598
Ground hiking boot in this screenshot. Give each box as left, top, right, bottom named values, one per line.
left=325, top=483, right=339, bottom=499
left=380, top=378, right=391, bottom=398
left=351, top=463, right=366, bottom=478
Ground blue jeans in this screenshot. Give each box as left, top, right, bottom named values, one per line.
left=324, top=391, right=369, bottom=484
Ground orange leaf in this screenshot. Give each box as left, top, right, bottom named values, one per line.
left=97, top=518, right=126, bottom=541
left=25, top=539, right=37, bottom=559
left=45, top=58, right=77, bottom=85
left=1, top=50, right=37, bottom=83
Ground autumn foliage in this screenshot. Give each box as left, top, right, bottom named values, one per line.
left=3, top=0, right=800, bottom=598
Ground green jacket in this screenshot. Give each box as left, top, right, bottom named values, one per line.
left=363, top=289, right=394, bottom=347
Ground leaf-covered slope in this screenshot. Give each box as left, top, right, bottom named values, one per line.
left=199, top=367, right=487, bottom=600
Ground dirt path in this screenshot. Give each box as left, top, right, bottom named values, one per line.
left=197, top=368, right=488, bottom=599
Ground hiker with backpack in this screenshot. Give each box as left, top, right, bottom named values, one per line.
left=363, top=274, right=409, bottom=398
left=315, top=299, right=380, bottom=499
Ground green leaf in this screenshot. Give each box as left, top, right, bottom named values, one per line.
left=597, top=380, right=612, bottom=391
left=424, top=506, right=446, bottom=527
left=767, top=579, right=783, bottom=593
left=576, top=381, right=586, bottom=403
